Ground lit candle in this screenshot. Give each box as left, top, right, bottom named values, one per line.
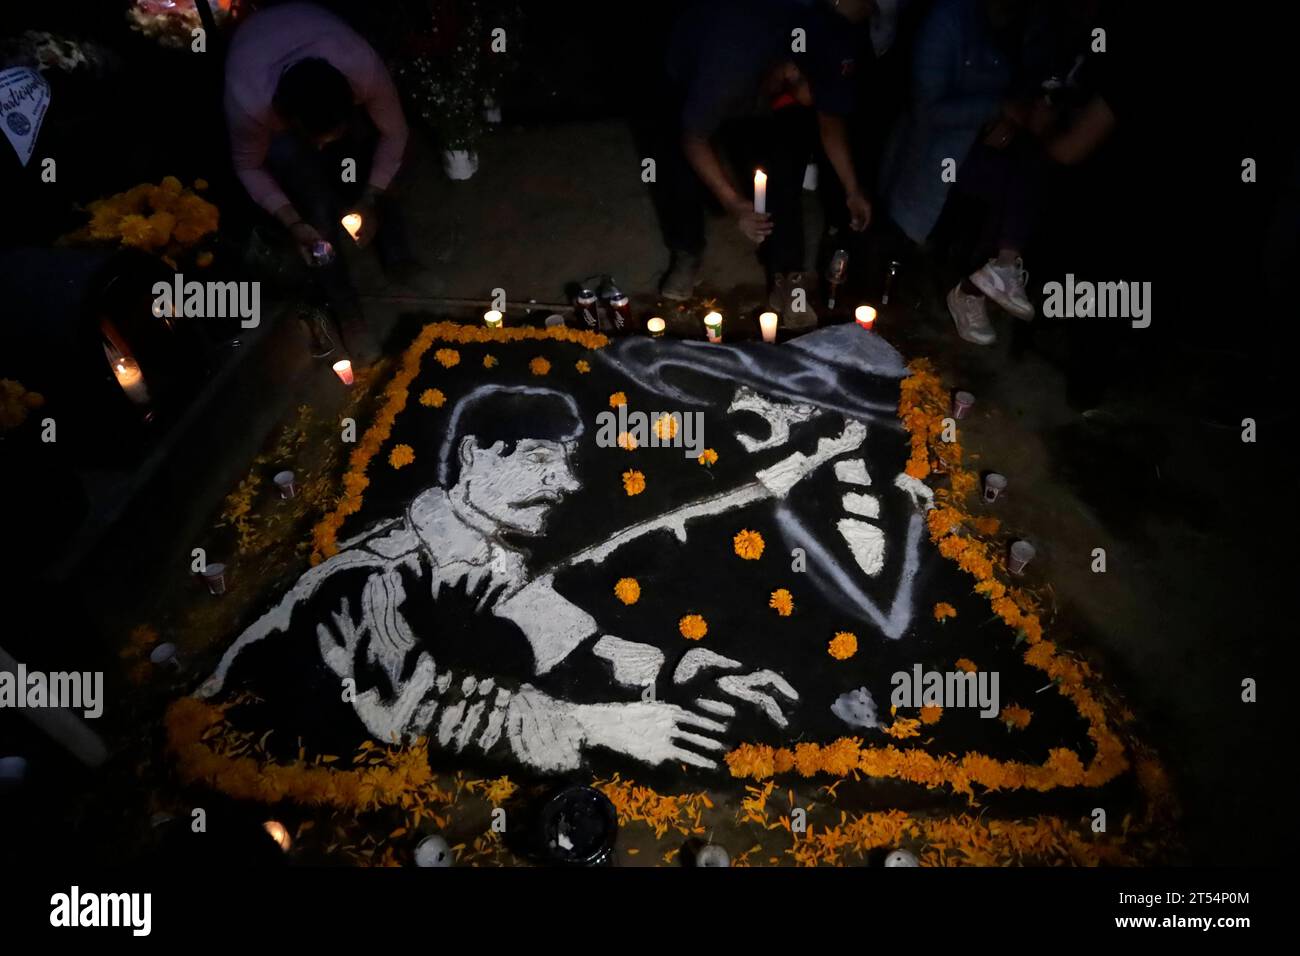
left=332, top=359, right=355, bottom=385
left=703, top=311, right=723, bottom=343
left=854, top=305, right=877, bottom=330
left=759, top=311, right=778, bottom=343
left=341, top=212, right=363, bottom=241
left=645, top=316, right=665, bottom=338
left=263, top=820, right=292, bottom=852
left=753, top=170, right=767, bottom=215
left=483, top=310, right=504, bottom=329
left=112, top=357, right=151, bottom=406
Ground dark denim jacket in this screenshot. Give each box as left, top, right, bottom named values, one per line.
left=878, top=0, right=1012, bottom=243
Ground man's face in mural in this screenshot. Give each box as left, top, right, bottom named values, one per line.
left=458, top=437, right=580, bottom=535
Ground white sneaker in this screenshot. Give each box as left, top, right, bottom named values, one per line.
left=947, top=284, right=997, bottom=345
left=970, top=258, right=1034, bottom=320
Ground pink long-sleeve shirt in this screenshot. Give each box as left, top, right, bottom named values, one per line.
left=223, top=2, right=409, bottom=214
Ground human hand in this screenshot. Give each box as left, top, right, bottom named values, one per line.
left=578, top=700, right=729, bottom=769
left=288, top=221, right=325, bottom=264
left=846, top=191, right=872, bottom=231
left=732, top=203, right=774, bottom=244
left=714, top=669, right=799, bottom=727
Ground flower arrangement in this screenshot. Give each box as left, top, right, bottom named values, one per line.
left=68, top=176, right=218, bottom=263
left=617, top=431, right=638, bottom=451
left=2, top=31, right=109, bottom=74
left=769, top=588, right=794, bottom=617
left=0, top=379, right=45, bottom=432
left=434, top=348, right=460, bottom=368
left=697, top=448, right=718, bottom=467
left=419, top=388, right=446, bottom=408
left=528, top=357, right=550, bottom=376
left=127, top=0, right=237, bottom=50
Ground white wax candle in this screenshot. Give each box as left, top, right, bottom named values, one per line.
left=646, top=317, right=666, bottom=337
left=332, top=359, right=355, bottom=385
left=341, top=213, right=363, bottom=241
left=759, top=311, right=779, bottom=343
left=113, top=358, right=151, bottom=405
left=753, top=170, right=767, bottom=214
left=483, top=310, right=503, bottom=329
left=854, top=305, right=877, bottom=330
left=704, top=311, right=723, bottom=343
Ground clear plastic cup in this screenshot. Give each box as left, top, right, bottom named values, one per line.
left=983, top=473, right=1007, bottom=503
left=202, top=562, right=227, bottom=596
left=953, top=391, right=975, bottom=419
left=274, top=470, right=297, bottom=499
left=1009, top=540, right=1036, bottom=574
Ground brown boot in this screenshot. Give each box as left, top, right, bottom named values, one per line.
left=773, top=271, right=818, bottom=330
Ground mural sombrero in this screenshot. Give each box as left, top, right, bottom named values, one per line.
left=165, top=321, right=1176, bottom=865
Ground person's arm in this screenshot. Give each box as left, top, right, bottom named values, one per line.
left=1045, top=95, right=1116, bottom=166
left=228, top=108, right=323, bottom=260
left=682, top=132, right=773, bottom=244
left=357, top=48, right=410, bottom=196
left=818, top=112, right=872, bottom=230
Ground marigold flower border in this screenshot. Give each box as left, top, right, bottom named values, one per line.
left=723, top=360, right=1150, bottom=804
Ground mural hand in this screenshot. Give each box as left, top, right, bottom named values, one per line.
left=715, top=670, right=799, bottom=728
left=577, top=701, right=729, bottom=770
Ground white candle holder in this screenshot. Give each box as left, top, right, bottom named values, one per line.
left=759, top=311, right=779, bottom=343
left=483, top=310, right=504, bottom=329
left=703, top=312, right=723, bottom=343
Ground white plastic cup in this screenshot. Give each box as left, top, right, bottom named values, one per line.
left=982, top=473, right=1007, bottom=503
left=149, top=641, right=182, bottom=670
left=1009, top=540, right=1036, bottom=575
left=483, top=310, right=504, bottom=329
left=332, top=359, right=354, bottom=386
left=274, top=470, right=297, bottom=499
left=544, top=313, right=566, bottom=328
left=202, top=562, right=227, bottom=596
left=953, top=391, right=975, bottom=419
left=759, top=311, right=778, bottom=343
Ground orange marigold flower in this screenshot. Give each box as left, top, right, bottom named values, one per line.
left=679, top=614, right=708, bottom=641
left=609, top=391, right=627, bottom=407
left=933, top=602, right=957, bottom=622
left=483, top=355, right=498, bottom=368
left=927, top=508, right=962, bottom=540
left=697, top=448, right=718, bottom=466
left=614, top=577, right=640, bottom=605
left=653, top=413, right=679, bottom=440
left=733, top=529, right=765, bottom=560
left=617, top=431, right=638, bottom=451
left=828, top=631, right=858, bottom=660
left=433, top=348, right=460, bottom=368
left=575, top=359, right=591, bottom=373
left=388, top=444, right=415, bottom=469
left=622, top=469, right=646, bottom=496
left=769, top=588, right=794, bottom=617
left=1000, top=704, right=1032, bottom=729
left=905, top=458, right=930, bottom=480
left=529, top=356, right=551, bottom=376
left=883, top=716, right=922, bottom=739
left=954, top=658, right=978, bottom=673
left=195, top=250, right=214, bottom=268
left=971, top=516, right=1001, bottom=535
left=919, top=705, right=943, bottom=725
left=418, top=388, right=445, bottom=408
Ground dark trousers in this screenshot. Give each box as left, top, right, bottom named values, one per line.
left=263, top=110, right=410, bottom=308
left=952, top=135, right=1049, bottom=265
left=654, top=105, right=820, bottom=275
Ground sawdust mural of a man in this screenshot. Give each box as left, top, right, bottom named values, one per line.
left=199, top=385, right=796, bottom=774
